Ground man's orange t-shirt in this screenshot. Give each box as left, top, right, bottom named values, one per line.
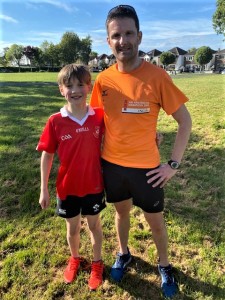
left=90, top=60, right=188, bottom=168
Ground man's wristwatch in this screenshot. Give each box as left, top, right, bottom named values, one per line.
left=168, top=160, right=180, bottom=170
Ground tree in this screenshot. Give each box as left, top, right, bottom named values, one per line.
left=5, top=44, right=24, bottom=71
left=194, top=46, right=213, bottom=70
left=188, top=47, right=197, bottom=53
left=79, top=36, right=92, bottom=65
left=213, top=0, right=225, bottom=38
left=0, top=47, right=9, bottom=68
left=40, top=41, right=60, bottom=70
left=160, top=52, right=175, bottom=68
left=58, top=31, right=81, bottom=65
left=89, top=51, right=98, bottom=60
left=23, top=46, right=41, bottom=71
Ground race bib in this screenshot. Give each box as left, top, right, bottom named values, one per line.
left=122, top=100, right=150, bottom=114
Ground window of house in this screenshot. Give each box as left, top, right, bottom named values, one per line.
left=186, top=56, right=193, bottom=61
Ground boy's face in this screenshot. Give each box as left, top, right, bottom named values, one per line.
left=59, top=77, right=91, bottom=105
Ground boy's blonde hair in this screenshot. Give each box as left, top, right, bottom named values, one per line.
left=57, top=64, right=91, bottom=86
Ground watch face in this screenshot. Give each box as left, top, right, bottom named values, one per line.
left=171, top=161, right=179, bottom=169
left=168, top=160, right=180, bottom=169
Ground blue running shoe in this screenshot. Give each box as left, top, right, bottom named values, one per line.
left=158, top=264, right=178, bottom=298
left=110, top=248, right=132, bottom=282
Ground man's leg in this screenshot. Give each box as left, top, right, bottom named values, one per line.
left=114, top=199, right=132, bottom=254
left=143, top=211, right=169, bottom=266
left=144, top=211, right=178, bottom=297
left=110, top=199, right=133, bottom=282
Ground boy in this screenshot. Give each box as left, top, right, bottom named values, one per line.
left=37, top=64, right=105, bottom=291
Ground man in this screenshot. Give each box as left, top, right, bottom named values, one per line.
left=90, top=5, right=192, bottom=298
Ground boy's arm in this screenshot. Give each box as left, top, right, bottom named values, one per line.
left=39, top=151, right=54, bottom=209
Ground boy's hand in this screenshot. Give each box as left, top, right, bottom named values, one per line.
left=39, top=190, right=50, bottom=209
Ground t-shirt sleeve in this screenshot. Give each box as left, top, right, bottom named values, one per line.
left=36, top=117, right=58, bottom=153
left=90, top=79, right=103, bottom=108
left=159, top=72, right=189, bottom=115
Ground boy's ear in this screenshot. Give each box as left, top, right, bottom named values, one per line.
left=89, top=83, right=93, bottom=93
left=59, top=85, right=64, bottom=96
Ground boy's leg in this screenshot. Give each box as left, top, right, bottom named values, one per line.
left=64, top=215, right=82, bottom=283
left=86, top=214, right=103, bottom=261
left=86, top=213, right=104, bottom=290
left=65, top=215, right=81, bottom=258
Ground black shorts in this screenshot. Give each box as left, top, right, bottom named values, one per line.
left=102, top=160, right=164, bottom=213
left=56, top=192, right=106, bottom=218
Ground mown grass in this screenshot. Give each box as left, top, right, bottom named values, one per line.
left=0, top=72, right=224, bottom=300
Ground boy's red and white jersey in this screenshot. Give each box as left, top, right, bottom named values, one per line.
left=37, top=106, right=104, bottom=199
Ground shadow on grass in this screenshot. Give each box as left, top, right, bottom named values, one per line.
left=105, top=256, right=225, bottom=300
left=0, top=82, right=62, bottom=218
left=0, top=82, right=224, bottom=299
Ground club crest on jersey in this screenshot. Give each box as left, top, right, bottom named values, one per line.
left=61, top=134, right=72, bottom=141
left=93, top=126, right=100, bottom=138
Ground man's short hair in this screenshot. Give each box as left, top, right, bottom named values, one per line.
left=106, top=5, right=140, bottom=32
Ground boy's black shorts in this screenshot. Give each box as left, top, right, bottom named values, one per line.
left=102, top=159, right=164, bottom=213
left=56, top=192, right=106, bottom=218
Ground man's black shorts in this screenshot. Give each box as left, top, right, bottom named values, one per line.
left=56, top=192, right=106, bottom=218
left=102, top=160, right=164, bottom=213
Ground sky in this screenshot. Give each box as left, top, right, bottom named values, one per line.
left=0, top=0, right=225, bottom=56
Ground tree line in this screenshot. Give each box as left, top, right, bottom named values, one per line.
left=0, top=31, right=98, bottom=72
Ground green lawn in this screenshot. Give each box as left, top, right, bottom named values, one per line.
left=0, top=72, right=224, bottom=300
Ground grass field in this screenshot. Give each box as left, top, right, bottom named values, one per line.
left=0, top=72, right=224, bottom=300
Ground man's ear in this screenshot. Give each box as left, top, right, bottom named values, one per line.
left=138, top=31, right=142, bottom=45
left=107, top=36, right=112, bottom=48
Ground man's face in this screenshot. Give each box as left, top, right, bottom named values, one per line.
left=107, top=17, right=142, bottom=63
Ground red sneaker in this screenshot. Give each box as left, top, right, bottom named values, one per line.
left=88, top=260, right=104, bottom=290
left=64, top=256, right=81, bottom=284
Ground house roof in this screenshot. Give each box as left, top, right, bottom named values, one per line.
left=98, top=54, right=108, bottom=59
left=185, top=50, right=196, bottom=56
left=108, top=54, right=115, bottom=59
left=169, top=47, right=187, bottom=55
left=138, top=50, right=146, bottom=57
left=216, top=48, right=225, bottom=54
left=147, top=49, right=162, bottom=57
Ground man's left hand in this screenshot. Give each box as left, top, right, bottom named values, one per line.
left=146, top=164, right=178, bottom=188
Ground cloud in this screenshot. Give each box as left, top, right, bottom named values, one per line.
left=141, top=18, right=215, bottom=41
left=0, top=14, right=18, bottom=23
left=27, top=0, right=78, bottom=12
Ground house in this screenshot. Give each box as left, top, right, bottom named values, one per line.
left=184, top=49, right=219, bottom=72
left=184, top=50, right=199, bottom=72
left=168, top=47, right=187, bottom=70
left=214, top=49, right=225, bottom=72
left=89, top=47, right=225, bottom=73
left=142, top=49, right=162, bottom=66
left=10, top=54, right=30, bottom=67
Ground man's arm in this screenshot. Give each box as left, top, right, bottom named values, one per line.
left=39, top=151, right=54, bottom=209
left=146, top=104, right=192, bottom=188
